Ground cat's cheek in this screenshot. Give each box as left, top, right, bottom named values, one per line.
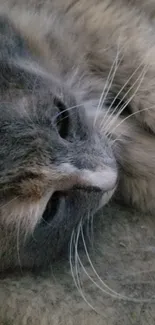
left=0, top=191, right=53, bottom=233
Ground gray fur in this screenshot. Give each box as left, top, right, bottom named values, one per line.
left=0, top=15, right=117, bottom=271
left=0, top=0, right=155, bottom=324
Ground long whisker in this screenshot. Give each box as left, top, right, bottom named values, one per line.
left=69, top=225, right=97, bottom=312
left=101, top=61, right=146, bottom=129
left=90, top=213, right=95, bottom=249
left=85, top=212, right=93, bottom=244
left=80, top=222, right=125, bottom=299
left=103, top=65, right=147, bottom=135
left=16, top=209, right=24, bottom=273
left=78, top=221, right=118, bottom=298
left=69, top=229, right=79, bottom=292
left=110, top=105, right=155, bottom=145
left=103, top=65, right=148, bottom=136
left=53, top=103, right=83, bottom=123
left=93, top=64, right=116, bottom=127
left=75, top=222, right=98, bottom=311
left=0, top=196, right=19, bottom=209
left=70, top=226, right=83, bottom=296
left=80, top=223, right=155, bottom=303
left=93, top=45, right=122, bottom=127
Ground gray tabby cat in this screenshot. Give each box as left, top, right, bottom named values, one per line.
left=0, top=0, right=155, bottom=271
left=0, top=0, right=155, bottom=323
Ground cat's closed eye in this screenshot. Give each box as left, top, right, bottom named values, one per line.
left=54, top=98, right=70, bottom=139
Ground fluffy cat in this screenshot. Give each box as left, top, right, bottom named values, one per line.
left=0, top=1, right=155, bottom=323
left=0, top=0, right=155, bottom=272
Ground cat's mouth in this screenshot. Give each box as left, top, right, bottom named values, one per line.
left=42, top=186, right=103, bottom=224
left=40, top=165, right=118, bottom=223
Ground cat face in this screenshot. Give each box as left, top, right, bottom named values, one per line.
left=0, top=15, right=117, bottom=271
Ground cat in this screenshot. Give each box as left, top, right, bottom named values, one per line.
left=0, top=0, right=155, bottom=324
left=0, top=11, right=118, bottom=271
left=0, top=0, right=155, bottom=272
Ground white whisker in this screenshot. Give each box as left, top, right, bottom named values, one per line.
left=101, top=61, right=146, bottom=130
left=75, top=223, right=97, bottom=311
left=103, top=65, right=148, bottom=136
left=85, top=213, right=93, bottom=244
left=111, top=105, right=155, bottom=145
left=16, top=208, right=24, bottom=273
left=93, top=42, right=122, bottom=127
left=69, top=229, right=78, bottom=291
left=53, top=103, right=83, bottom=123
left=69, top=225, right=97, bottom=312
left=70, top=226, right=82, bottom=295
left=80, top=223, right=155, bottom=303
left=0, top=196, right=19, bottom=209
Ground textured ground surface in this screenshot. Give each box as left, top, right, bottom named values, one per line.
left=1, top=201, right=155, bottom=325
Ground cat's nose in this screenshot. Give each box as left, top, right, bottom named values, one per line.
left=78, top=166, right=117, bottom=192
left=55, top=163, right=117, bottom=193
